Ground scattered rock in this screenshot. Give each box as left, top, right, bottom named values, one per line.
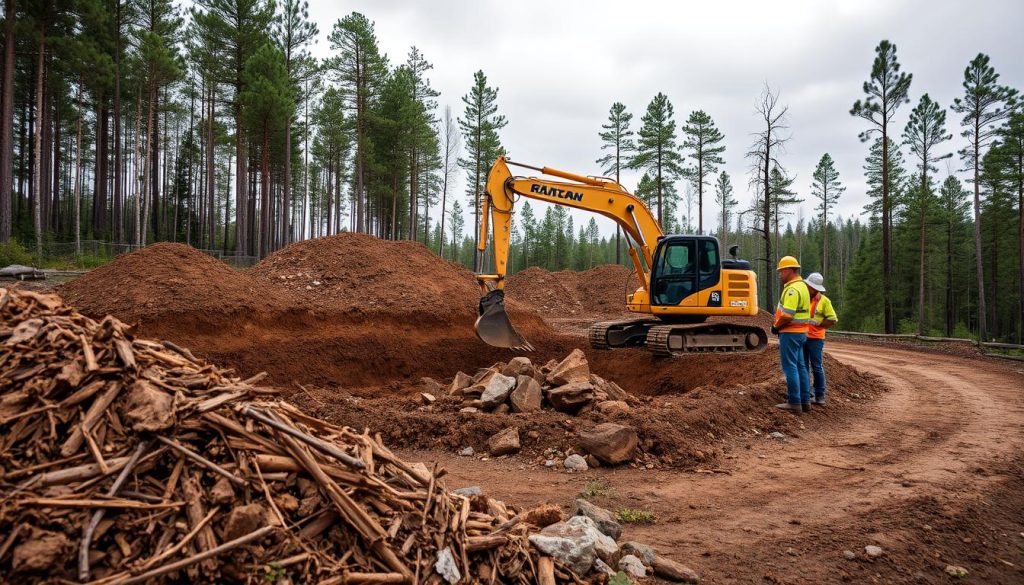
left=121, top=380, right=175, bottom=432
left=548, top=380, right=595, bottom=412
left=454, top=486, right=482, bottom=497
left=593, top=558, right=617, bottom=577
left=493, top=403, right=510, bottom=415
left=652, top=555, right=700, bottom=583
left=487, top=427, right=520, bottom=456
left=544, top=459, right=557, bottom=468
left=572, top=498, right=623, bottom=540
left=11, top=528, right=70, bottom=573
left=480, top=374, right=516, bottom=410
left=223, top=503, right=266, bottom=541
left=274, top=493, right=299, bottom=513
left=591, top=374, right=631, bottom=401
left=510, top=376, right=543, bottom=412
left=501, top=356, right=535, bottom=378
left=458, top=407, right=479, bottom=414
left=585, top=454, right=602, bottom=468
left=528, top=534, right=597, bottom=575
left=578, top=423, right=639, bottom=465
left=618, top=555, right=647, bottom=578
left=596, top=400, right=630, bottom=416
left=420, top=392, right=436, bottom=405
left=620, top=541, right=657, bottom=565
left=944, top=565, right=968, bottom=578
left=769, top=431, right=786, bottom=440
left=526, top=430, right=540, bottom=440
left=524, top=504, right=563, bottom=527
left=435, top=547, right=461, bottom=584
left=458, top=446, right=475, bottom=457
left=546, top=349, right=591, bottom=386
left=543, top=515, right=618, bottom=562
left=448, top=371, right=473, bottom=396
left=563, top=454, right=589, bottom=472
left=842, top=550, right=856, bottom=560
left=864, top=545, right=883, bottom=558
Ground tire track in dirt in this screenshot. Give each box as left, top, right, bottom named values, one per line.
left=429, top=341, right=1024, bottom=583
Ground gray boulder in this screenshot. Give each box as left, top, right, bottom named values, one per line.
left=572, top=498, right=623, bottom=540
left=528, top=534, right=596, bottom=575
left=479, top=374, right=516, bottom=409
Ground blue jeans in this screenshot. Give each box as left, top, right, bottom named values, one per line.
left=779, top=332, right=810, bottom=405
left=804, top=338, right=826, bottom=400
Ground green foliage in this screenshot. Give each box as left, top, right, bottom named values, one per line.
left=850, top=40, right=913, bottom=143
left=609, top=572, right=632, bottom=585
left=714, top=171, right=737, bottom=242
left=579, top=479, right=614, bottom=500
left=0, top=240, right=33, bottom=266
left=681, top=110, right=726, bottom=232
left=596, top=102, right=635, bottom=183
left=615, top=508, right=656, bottom=524
left=631, top=93, right=684, bottom=225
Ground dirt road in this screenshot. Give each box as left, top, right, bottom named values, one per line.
left=421, top=341, right=1024, bottom=584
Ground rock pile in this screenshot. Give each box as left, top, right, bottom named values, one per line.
left=524, top=497, right=700, bottom=583
left=445, top=350, right=642, bottom=464
left=449, top=349, right=632, bottom=416
left=0, top=288, right=600, bottom=584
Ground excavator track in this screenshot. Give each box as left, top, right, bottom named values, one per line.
left=646, top=322, right=768, bottom=356
left=589, top=318, right=661, bottom=350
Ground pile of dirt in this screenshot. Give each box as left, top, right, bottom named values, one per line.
left=0, top=287, right=596, bottom=584
left=58, top=242, right=292, bottom=327
left=506, top=264, right=639, bottom=320
left=251, top=232, right=500, bottom=322
left=291, top=344, right=885, bottom=469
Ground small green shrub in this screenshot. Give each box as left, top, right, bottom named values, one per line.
left=615, top=508, right=655, bottom=524
left=0, top=240, right=33, bottom=266
left=580, top=480, right=613, bottom=499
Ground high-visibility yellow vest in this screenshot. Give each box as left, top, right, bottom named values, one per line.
left=774, top=277, right=811, bottom=334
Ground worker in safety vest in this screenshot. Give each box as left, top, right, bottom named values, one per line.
left=804, top=272, right=838, bottom=406
left=771, top=256, right=811, bottom=412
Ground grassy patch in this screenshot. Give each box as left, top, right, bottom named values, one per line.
left=615, top=507, right=655, bottom=524
left=579, top=479, right=613, bottom=500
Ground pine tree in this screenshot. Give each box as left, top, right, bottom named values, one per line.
left=457, top=70, right=506, bottom=267
left=903, top=94, right=952, bottom=335
left=714, top=171, right=736, bottom=244
left=811, top=153, right=845, bottom=276
left=327, top=12, right=388, bottom=234
left=449, top=198, right=464, bottom=261
left=850, top=39, right=913, bottom=334
left=405, top=47, right=439, bottom=241
left=630, top=93, right=683, bottom=225
left=769, top=166, right=801, bottom=259
left=681, top=110, right=725, bottom=233
left=951, top=53, right=1018, bottom=342
left=596, top=102, right=634, bottom=263
left=938, top=175, right=971, bottom=336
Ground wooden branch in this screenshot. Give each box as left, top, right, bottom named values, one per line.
left=114, top=526, right=276, bottom=585
left=155, top=435, right=247, bottom=487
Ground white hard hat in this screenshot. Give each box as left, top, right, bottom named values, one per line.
left=805, top=272, right=826, bottom=292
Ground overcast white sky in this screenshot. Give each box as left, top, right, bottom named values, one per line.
left=303, top=0, right=1024, bottom=238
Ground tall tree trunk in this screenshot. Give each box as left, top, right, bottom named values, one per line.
left=881, top=128, right=894, bottom=334
left=1018, top=155, right=1023, bottom=344
left=133, top=88, right=142, bottom=246
left=207, top=83, right=215, bottom=250
left=917, top=174, right=927, bottom=336
left=0, top=0, right=14, bottom=241
left=75, top=84, right=82, bottom=256
left=235, top=111, right=247, bottom=257
left=971, top=123, right=987, bottom=342
left=51, top=90, right=61, bottom=233
left=32, top=32, right=45, bottom=258
left=112, top=0, right=123, bottom=243
left=141, top=83, right=156, bottom=245
left=260, top=125, right=269, bottom=258
left=93, top=103, right=108, bottom=237
left=762, top=142, right=773, bottom=310
left=946, top=217, right=954, bottom=337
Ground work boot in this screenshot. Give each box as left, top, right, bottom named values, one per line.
left=775, top=402, right=802, bottom=412
left=802, top=403, right=811, bottom=412
left=812, top=397, right=827, bottom=406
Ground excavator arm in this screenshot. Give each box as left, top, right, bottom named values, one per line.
left=474, top=156, right=664, bottom=349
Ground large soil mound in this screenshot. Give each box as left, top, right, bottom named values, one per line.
left=59, top=242, right=291, bottom=326
left=250, top=232, right=484, bottom=322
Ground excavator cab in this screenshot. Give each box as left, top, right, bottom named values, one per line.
left=650, top=236, right=720, bottom=309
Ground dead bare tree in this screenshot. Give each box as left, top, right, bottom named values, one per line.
left=745, top=83, right=790, bottom=310
left=438, top=105, right=460, bottom=257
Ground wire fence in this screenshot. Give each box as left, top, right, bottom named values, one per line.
left=38, top=240, right=259, bottom=268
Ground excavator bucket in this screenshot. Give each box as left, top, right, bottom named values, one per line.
left=475, top=289, right=534, bottom=351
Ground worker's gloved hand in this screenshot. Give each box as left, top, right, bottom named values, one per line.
left=770, top=326, right=779, bottom=335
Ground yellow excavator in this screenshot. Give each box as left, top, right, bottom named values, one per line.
left=474, top=156, right=768, bottom=356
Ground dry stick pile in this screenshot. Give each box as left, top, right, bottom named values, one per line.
left=0, top=289, right=594, bottom=584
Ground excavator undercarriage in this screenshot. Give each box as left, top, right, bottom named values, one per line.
left=589, top=318, right=768, bottom=356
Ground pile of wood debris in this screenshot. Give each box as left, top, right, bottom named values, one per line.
left=0, top=288, right=596, bottom=584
